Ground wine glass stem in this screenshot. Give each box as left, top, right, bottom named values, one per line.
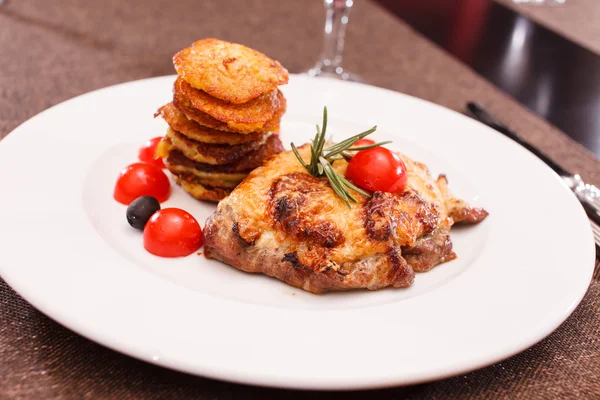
left=318, top=0, right=353, bottom=72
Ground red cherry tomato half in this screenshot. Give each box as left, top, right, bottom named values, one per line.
left=345, top=147, right=408, bottom=193
left=138, top=137, right=165, bottom=168
left=114, top=162, right=171, bottom=205
left=143, top=208, right=203, bottom=257
left=351, top=138, right=375, bottom=148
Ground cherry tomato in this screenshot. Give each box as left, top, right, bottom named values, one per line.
left=143, top=208, right=203, bottom=257
left=114, top=162, right=170, bottom=205
left=345, top=147, right=408, bottom=193
left=138, top=137, right=165, bottom=168
left=351, top=138, right=375, bottom=148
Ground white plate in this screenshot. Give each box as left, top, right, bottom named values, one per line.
left=0, top=75, right=594, bottom=390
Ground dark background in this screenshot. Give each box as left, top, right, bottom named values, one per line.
left=377, top=0, right=600, bottom=157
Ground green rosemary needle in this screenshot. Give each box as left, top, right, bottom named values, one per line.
left=290, top=106, right=389, bottom=208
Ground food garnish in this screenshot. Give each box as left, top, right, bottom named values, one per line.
left=350, top=138, right=375, bottom=148
left=290, top=106, right=391, bottom=207
left=345, top=147, right=408, bottom=193
left=143, top=208, right=204, bottom=257
left=138, top=137, right=166, bottom=168
left=126, top=196, right=161, bottom=231
left=114, top=162, right=171, bottom=205
left=115, top=143, right=203, bottom=257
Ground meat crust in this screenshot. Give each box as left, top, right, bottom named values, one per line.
left=437, top=175, right=489, bottom=223
left=204, top=145, right=488, bottom=294
left=173, top=38, right=289, bottom=104
left=204, top=208, right=415, bottom=293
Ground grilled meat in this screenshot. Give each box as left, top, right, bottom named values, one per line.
left=204, top=144, right=488, bottom=294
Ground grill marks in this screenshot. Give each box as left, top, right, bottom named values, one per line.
left=269, top=173, right=345, bottom=248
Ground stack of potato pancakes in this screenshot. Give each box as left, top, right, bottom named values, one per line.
left=155, top=38, right=287, bottom=201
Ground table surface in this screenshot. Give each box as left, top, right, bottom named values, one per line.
left=377, top=0, right=600, bottom=157
left=1, top=0, right=599, bottom=398
left=498, top=0, right=600, bottom=55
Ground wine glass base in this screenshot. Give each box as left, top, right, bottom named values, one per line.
left=304, top=67, right=362, bottom=83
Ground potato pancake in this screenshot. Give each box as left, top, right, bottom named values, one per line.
left=165, top=164, right=244, bottom=189
left=172, top=83, right=286, bottom=134
left=173, top=38, right=289, bottom=104
left=163, top=128, right=269, bottom=165
left=173, top=174, right=232, bottom=202
left=156, top=103, right=266, bottom=144
left=161, top=134, right=284, bottom=173
left=176, top=77, right=281, bottom=132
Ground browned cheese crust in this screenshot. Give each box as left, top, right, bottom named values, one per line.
left=173, top=38, right=289, bottom=104
left=204, top=145, right=488, bottom=294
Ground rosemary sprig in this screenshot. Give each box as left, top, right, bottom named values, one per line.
left=290, top=106, right=389, bottom=208
left=347, top=141, right=392, bottom=151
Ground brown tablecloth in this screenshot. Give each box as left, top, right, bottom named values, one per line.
left=1, top=0, right=599, bottom=398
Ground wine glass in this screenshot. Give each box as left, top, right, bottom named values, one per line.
left=306, top=0, right=361, bottom=82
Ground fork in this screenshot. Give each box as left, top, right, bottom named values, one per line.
left=466, top=102, right=600, bottom=226
left=465, top=102, right=600, bottom=267
left=591, top=219, right=600, bottom=278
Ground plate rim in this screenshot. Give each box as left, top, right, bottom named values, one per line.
left=0, top=74, right=595, bottom=390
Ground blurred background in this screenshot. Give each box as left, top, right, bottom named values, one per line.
left=378, top=0, right=600, bottom=156
left=1, top=0, right=599, bottom=157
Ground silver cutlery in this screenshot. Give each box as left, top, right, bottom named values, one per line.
left=467, top=103, right=600, bottom=221
left=466, top=102, right=600, bottom=259
left=591, top=220, right=600, bottom=278
left=590, top=219, right=600, bottom=253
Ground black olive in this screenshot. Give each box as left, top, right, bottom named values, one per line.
left=126, top=196, right=161, bottom=230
